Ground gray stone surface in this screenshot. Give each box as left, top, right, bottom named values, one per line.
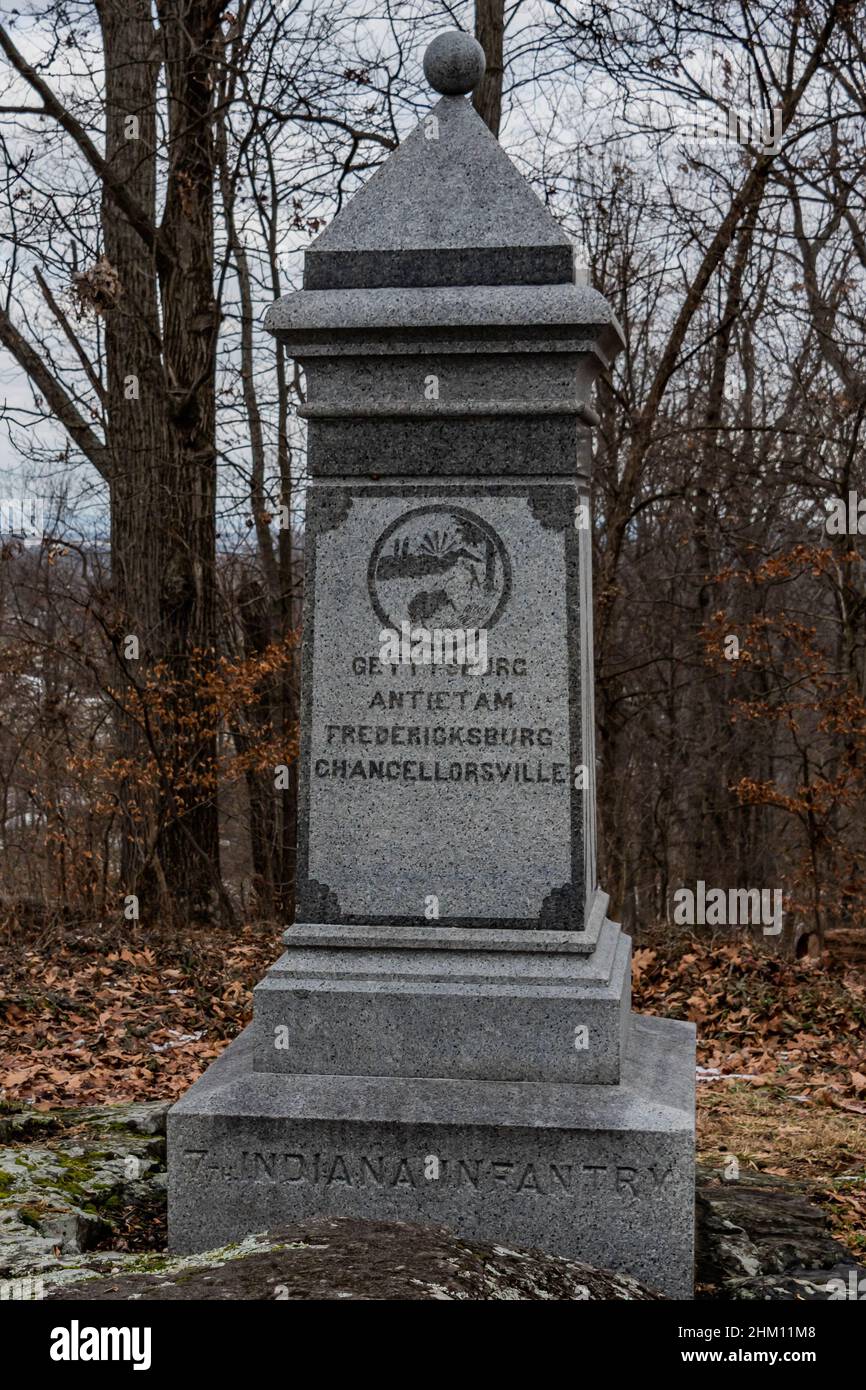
left=168, top=1015, right=695, bottom=1298
left=284, top=887, right=610, bottom=953
left=299, top=96, right=575, bottom=290
left=8, top=1102, right=862, bottom=1302
left=0, top=1101, right=168, bottom=1279
left=305, top=419, right=595, bottom=478
left=294, top=481, right=587, bottom=929
left=252, top=919, right=631, bottom=1083
left=46, top=1218, right=664, bottom=1301
left=265, top=281, right=623, bottom=480
left=423, top=30, right=486, bottom=96
left=265, top=281, right=623, bottom=345
left=696, top=1167, right=866, bottom=1301
left=264, top=285, right=622, bottom=479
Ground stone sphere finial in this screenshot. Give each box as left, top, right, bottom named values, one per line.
left=423, top=30, right=486, bottom=96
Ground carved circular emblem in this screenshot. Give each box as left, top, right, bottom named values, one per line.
left=368, top=506, right=511, bottom=631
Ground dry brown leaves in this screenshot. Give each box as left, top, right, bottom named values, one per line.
left=634, top=928, right=866, bottom=1111
left=0, top=918, right=276, bottom=1107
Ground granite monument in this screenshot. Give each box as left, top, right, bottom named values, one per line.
left=168, top=30, right=696, bottom=1298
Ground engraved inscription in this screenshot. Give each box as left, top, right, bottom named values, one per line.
left=181, top=1149, right=677, bottom=1197
left=304, top=488, right=577, bottom=921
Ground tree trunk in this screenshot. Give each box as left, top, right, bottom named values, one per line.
left=473, top=0, right=504, bottom=137
left=96, top=0, right=225, bottom=924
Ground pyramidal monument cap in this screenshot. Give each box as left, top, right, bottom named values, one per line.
left=301, top=28, right=578, bottom=292
left=265, top=29, right=623, bottom=471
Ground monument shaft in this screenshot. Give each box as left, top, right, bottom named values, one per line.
left=298, top=480, right=586, bottom=929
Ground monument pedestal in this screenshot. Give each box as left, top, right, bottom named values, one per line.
left=252, top=893, right=630, bottom=1085
left=169, top=896, right=695, bottom=1297
left=168, top=1007, right=694, bottom=1297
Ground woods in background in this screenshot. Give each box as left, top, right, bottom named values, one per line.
left=0, top=1, right=864, bottom=943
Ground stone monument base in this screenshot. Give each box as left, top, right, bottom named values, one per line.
left=168, top=1013, right=695, bottom=1297
left=251, top=899, right=631, bottom=1085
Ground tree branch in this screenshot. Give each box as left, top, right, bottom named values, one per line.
left=34, top=268, right=107, bottom=404
left=0, top=24, right=162, bottom=262
left=0, top=301, right=111, bottom=479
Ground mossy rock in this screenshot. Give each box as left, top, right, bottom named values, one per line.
left=0, top=1100, right=169, bottom=1279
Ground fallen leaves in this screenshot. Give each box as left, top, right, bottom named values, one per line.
left=634, top=927, right=866, bottom=1112
left=2, top=916, right=864, bottom=1165
left=0, top=918, right=276, bottom=1107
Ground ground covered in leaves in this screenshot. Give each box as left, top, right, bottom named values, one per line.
left=635, top=928, right=866, bottom=1257
left=0, top=915, right=274, bottom=1107
left=1, top=915, right=864, bottom=1257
